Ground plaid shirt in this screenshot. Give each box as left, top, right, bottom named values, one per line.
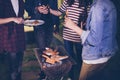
left=0, top=24, right=26, bottom=53
left=0, top=0, right=26, bottom=53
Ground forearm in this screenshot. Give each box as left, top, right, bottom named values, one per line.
left=63, top=17, right=83, bottom=35
left=0, top=18, right=14, bottom=24
left=49, top=8, right=62, bottom=16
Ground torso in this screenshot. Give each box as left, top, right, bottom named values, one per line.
left=0, top=0, right=25, bottom=53
left=59, top=0, right=87, bottom=42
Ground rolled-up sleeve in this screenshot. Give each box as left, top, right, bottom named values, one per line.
left=81, top=30, right=90, bottom=44
left=81, top=5, right=104, bottom=46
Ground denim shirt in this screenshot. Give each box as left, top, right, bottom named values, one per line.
left=81, top=0, right=118, bottom=60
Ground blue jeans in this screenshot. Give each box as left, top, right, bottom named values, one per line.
left=64, top=40, right=83, bottom=80
left=64, top=40, right=82, bottom=63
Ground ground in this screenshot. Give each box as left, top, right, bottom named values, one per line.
left=0, top=33, right=120, bottom=80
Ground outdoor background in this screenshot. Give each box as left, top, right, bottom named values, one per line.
left=0, top=0, right=120, bottom=80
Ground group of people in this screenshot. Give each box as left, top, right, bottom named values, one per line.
left=0, top=0, right=119, bottom=80
left=0, top=0, right=59, bottom=80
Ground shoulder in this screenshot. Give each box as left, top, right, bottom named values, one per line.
left=91, top=1, right=105, bottom=13
left=63, top=0, right=68, bottom=4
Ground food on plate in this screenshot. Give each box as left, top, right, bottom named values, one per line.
left=32, top=20, right=40, bottom=24
left=25, top=20, right=39, bottom=25
left=24, top=20, right=44, bottom=26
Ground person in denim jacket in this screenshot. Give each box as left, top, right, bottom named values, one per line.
left=63, top=0, right=118, bottom=80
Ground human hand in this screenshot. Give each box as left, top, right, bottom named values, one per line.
left=64, top=17, right=83, bottom=35
left=37, top=5, right=49, bottom=14
left=12, top=17, right=23, bottom=24
left=63, top=17, right=77, bottom=30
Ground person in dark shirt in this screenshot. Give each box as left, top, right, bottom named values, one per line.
left=25, top=0, right=59, bottom=79
left=25, top=0, right=60, bottom=50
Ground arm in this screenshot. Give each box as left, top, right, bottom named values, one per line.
left=49, top=8, right=62, bottom=16
left=37, top=6, right=62, bottom=16
left=0, top=17, right=23, bottom=24
left=37, top=5, right=49, bottom=14
left=63, top=17, right=83, bottom=35
left=49, top=0, right=67, bottom=16
left=83, top=6, right=104, bottom=46
left=64, top=6, right=104, bottom=46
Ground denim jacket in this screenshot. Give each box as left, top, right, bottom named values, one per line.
left=81, top=0, right=118, bottom=60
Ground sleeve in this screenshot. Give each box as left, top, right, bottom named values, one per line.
left=49, top=0, right=60, bottom=25
left=58, top=0, right=67, bottom=13
left=81, top=5, right=104, bottom=46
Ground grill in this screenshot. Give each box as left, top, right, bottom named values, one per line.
left=33, top=46, right=75, bottom=80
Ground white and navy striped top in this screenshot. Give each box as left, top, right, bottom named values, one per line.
left=59, top=0, right=89, bottom=42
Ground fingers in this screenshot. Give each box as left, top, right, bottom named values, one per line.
left=62, top=17, right=68, bottom=26
left=64, top=17, right=69, bottom=22
left=37, top=5, right=49, bottom=14
left=63, top=17, right=70, bottom=25
left=63, top=17, right=77, bottom=30
left=13, top=17, right=24, bottom=24
left=17, top=18, right=24, bottom=24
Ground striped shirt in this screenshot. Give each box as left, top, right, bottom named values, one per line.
left=59, top=0, right=89, bottom=42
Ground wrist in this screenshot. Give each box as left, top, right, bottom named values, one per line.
left=49, top=8, right=52, bottom=14
left=74, top=25, right=83, bottom=36
left=48, top=7, right=50, bottom=14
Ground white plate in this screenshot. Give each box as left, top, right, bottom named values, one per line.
left=24, top=20, right=44, bottom=26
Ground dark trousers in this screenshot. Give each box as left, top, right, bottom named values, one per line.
left=34, top=22, right=53, bottom=50
left=8, top=51, right=24, bottom=80
left=64, top=40, right=83, bottom=80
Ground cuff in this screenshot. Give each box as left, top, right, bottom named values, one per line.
left=81, top=30, right=90, bottom=44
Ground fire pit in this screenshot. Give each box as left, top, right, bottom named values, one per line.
left=33, top=46, right=75, bottom=80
